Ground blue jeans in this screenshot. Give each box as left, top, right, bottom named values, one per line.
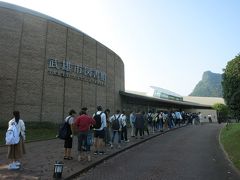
left=104, top=127, right=111, bottom=144
left=159, top=119, right=163, bottom=130
left=111, top=130, right=121, bottom=144
left=78, top=131, right=90, bottom=152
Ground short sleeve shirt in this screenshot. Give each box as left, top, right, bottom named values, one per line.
left=65, top=116, right=74, bottom=125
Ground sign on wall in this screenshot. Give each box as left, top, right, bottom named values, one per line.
left=47, top=58, right=107, bottom=86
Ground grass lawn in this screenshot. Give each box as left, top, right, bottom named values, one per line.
left=0, top=121, right=59, bottom=145
left=220, top=123, right=240, bottom=170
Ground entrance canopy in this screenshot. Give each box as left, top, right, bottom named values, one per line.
left=120, top=91, right=212, bottom=110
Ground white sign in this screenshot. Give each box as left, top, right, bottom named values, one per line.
left=47, top=58, right=107, bottom=86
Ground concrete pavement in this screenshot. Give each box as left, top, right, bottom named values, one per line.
left=0, top=126, right=182, bottom=179
left=0, top=125, right=238, bottom=180
left=74, top=124, right=240, bottom=180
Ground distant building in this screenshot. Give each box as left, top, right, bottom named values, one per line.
left=147, top=86, right=183, bottom=101
left=183, top=96, right=225, bottom=106
left=123, top=88, right=221, bottom=123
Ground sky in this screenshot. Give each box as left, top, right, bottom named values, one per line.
left=2, top=0, right=240, bottom=96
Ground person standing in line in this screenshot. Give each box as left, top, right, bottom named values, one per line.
left=181, top=111, right=186, bottom=124
left=147, top=110, right=153, bottom=133
left=198, top=112, right=203, bottom=125
left=104, top=109, right=111, bottom=146
left=7, top=111, right=26, bottom=170
left=159, top=112, right=164, bottom=132
left=171, top=111, right=176, bottom=127
left=135, top=110, right=144, bottom=139
left=152, top=111, right=158, bottom=133
left=129, top=111, right=136, bottom=137
left=63, top=109, right=76, bottom=160
left=208, top=114, right=212, bottom=123
left=110, top=110, right=122, bottom=148
left=163, top=112, right=168, bottom=129
left=121, top=111, right=129, bottom=142
left=167, top=111, right=173, bottom=129
left=75, top=107, right=95, bottom=162
left=142, top=111, right=150, bottom=136
left=175, top=111, right=181, bottom=127
left=93, top=106, right=107, bottom=155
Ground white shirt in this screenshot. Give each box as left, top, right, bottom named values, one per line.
left=110, top=114, right=123, bottom=130
left=121, top=114, right=127, bottom=127
left=130, top=113, right=136, bottom=124
left=65, top=115, right=74, bottom=125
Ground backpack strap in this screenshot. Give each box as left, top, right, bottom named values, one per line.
left=116, top=115, right=121, bottom=120
left=95, top=112, right=103, bottom=117
left=67, top=116, right=71, bottom=124
left=11, top=121, right=16, bottom=126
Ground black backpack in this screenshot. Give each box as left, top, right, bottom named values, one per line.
left=147, top=114, right=153, bottom=123
left=58, top=117, right=71, bottom=140
left=93, top=112, right=103, bottom=129
left=155, top=113, right=160, bottom=123
left=112, top=115, right=121, bottom=130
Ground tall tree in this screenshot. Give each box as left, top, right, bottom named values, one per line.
left=222, top=54, right=240, bottom=121
left=212, top=103, right=228, bottom=123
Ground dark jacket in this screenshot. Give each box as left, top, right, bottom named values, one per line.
left=135, top=113, right=144, bottom=129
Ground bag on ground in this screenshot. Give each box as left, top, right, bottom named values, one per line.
left=5, top=122, right=20, bottom=145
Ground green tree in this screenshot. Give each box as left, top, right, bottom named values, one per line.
left=212, top=103, right=228, bottom=123
left=222, top=54, right=240, bottom=122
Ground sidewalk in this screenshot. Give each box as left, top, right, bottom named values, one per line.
left=0, top=126, right=185, bottom=180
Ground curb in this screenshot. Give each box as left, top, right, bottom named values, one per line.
left=65, top=125, right=187, bottom=180
left=218, top=124, right=240, bottom=177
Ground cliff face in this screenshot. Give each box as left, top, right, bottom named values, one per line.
left=190, top=71, right=223, bottom=97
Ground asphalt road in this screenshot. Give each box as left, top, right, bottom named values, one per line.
left=75, top=124, right=240, bottom=180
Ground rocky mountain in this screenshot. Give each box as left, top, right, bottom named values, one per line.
left=189, top=71, right=223, bottom=97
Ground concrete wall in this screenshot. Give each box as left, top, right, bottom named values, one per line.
left=0, top=4, right=124, bottom=123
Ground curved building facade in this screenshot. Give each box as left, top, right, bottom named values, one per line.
left=0, top=2, right=125, bottom=122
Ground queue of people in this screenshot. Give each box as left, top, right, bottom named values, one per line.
left=60, top=107, right=199, bottom=162
left=5, top=107, right=198, bottom=170
left=61, top=106, right=132, bottom=162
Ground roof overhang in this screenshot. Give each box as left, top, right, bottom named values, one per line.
left=119, top=91, right=212, bottom=109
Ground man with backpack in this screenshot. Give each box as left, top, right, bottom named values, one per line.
left=110, top=110, right=122, bottom=149
left=63, top=109, right=76, bottom=160
left=93, top=106, right=106, bottom=155
left=104, top=109, right=111, bottom=146
left=147, top=110, right=153, bottom=133
left=129, top=111, right=136, bottom=137
left=120, top=111, right=129, bottom=142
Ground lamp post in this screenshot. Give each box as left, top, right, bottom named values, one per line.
left=53, top=161, right=64, bottom=179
